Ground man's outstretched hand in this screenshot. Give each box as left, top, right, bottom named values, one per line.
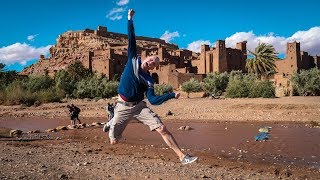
left=128, top=9, right=135, bottom=20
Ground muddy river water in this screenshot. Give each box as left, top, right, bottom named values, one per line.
left=1, top=117, right=319, bottom=170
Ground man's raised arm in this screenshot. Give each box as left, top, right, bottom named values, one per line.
left=127, top=9, right=137, bottom=60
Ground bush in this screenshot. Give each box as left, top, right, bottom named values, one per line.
left=67, top=60, right=92, bottom=82
left=154, top=83, right=173, bottom=96
left=54, top=69, right=75, bottom=96
left=229, top=70, right=243, bottom=78
left=3, top=81, right=26, bottom=105
left=225, top=74, right=256, bottom=98
left=0, top=91, right=5, bottom=103
left=37, top=88, right=64, bottom=103
left=0, top=63, right=19, bottom=89
left=181, top=78, right=202, bottom=98
left=0, top=80, right=64, bottom=106
left=249, top=80, right=275, bottom=98
left=54, top=61, right=93, bottom=97
left=202, top=72, right=229, bottom=96
left=102, top=80, right=119, bottom=98
left=23, top=74, right=54, bottom=92
left=226, top=73, right=275, bottom=98
left=291, top=68, right=320, bottom=96
left=74, top=75, right=119, bottom=99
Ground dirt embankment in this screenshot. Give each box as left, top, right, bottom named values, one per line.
left=1, top=96, right=320, bottom=123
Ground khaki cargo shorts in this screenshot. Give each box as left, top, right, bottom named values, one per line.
left=109, top=101, right=162, bottom=141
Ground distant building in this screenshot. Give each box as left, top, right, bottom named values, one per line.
left=273, top=42, right=320, bottom=96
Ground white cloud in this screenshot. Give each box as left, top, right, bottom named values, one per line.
left=110, top=15, right=122, bottom=21
left=117, top=0, right=129, bottom=6
left=225, top=26, right=320, bottom=56
left=27, top=34, right=38, bottom=42
left=106, top=7, right=126, bottom=21
left=186, top=40, right=213, bottom=53
left=288, top=27, right=320, bottom=55
left=0, top=43, right=51, bottom=65
left=160, top=31, right=180, bottom=43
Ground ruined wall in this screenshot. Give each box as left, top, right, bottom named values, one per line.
left=273, top=74, right=292, bottom=97
left=150, top=64, right=176, bottom=87
left=273, top=42, right=320, bottom=96
left=214, top=40, right=227, bottom=72
left=275, top=42, right=318, bottom=76
left=199, top=45, right=209, bottom=74
left=226, top=48, right=244, bottom=71
left=199, top=40, right=246, bottom=74
left=275, top=42, right=300, bottom=75
left=236, top=41, right=247, bottom=71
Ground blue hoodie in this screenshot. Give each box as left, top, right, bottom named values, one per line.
left=117, top=20, right=175, bottom=105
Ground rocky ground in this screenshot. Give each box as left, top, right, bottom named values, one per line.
left=1, top=95, right=320, bottom=179
left=0, top=135, right=275, bottom=180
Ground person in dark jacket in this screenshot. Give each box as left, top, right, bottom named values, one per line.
left=67, top=104, right=81, bottom=125
left=102, top=9, right=197, bottom=165
left=106, top=103, right=115, bottom=121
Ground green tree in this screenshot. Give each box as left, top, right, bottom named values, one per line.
left=55, top=61, right=93, bottom=97
left=291, top=68, right=320, bottom=96
left=181, top=78, right=202, bottom=98
left=154, top=83, right=173, bottom=96
left=0, top=63, right=19, bottom=90
left=23, top=74, right=54, bottom=93
left=246, top=43, right=278, bottom=78
left=0, top=63, right=5, bottom=72
left=67, top=60, right=92, bottom=82
left=201, top=72, right=229, bottom=97
left=249, top=80, right=275, bottom=98
left=73, top=75, right=118, bottom=99
left=226, top=73, right=256, bottom=98
left=54, top=69, right=73, bottom=96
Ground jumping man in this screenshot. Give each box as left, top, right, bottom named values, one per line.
left=103, top=9, right=198, bottom=165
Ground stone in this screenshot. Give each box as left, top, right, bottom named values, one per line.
left=10, top=130, right=23, bottom=137
left=45, top=128, right=57, bottom=133
left=56, top=126, right=68, bottom=131
left=92, top=122, right=101, bottom=126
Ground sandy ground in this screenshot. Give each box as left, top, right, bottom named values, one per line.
left=1, top=95, right=320, bottom=179
left=1, top=95, right=320, bottom=122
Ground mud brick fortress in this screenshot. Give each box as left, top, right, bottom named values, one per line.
left=20, top=26, right=320, bottom=96
left=274, top=42, right=320, bottom=96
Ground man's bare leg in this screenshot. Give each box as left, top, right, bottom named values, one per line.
left=156, top=125, right=185, bottom=160
left=110, top=139, right=118, bottom=145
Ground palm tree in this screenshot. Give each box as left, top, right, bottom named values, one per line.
left=246, top=43, right=278, bottom=78
left=0, top=63, right=5, bottom=72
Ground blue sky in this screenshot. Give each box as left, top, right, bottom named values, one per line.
left=1, top=0, right=319, bottom=71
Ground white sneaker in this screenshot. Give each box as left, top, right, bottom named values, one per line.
left=102, top=123, right=110, bottom=132
left=181, top=154, right=198, bottom=165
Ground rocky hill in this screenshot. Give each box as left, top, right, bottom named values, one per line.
left=20, top=26, right=179, bottom=76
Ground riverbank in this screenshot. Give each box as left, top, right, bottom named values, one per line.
left=0, top=96, right=320, bottom=179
